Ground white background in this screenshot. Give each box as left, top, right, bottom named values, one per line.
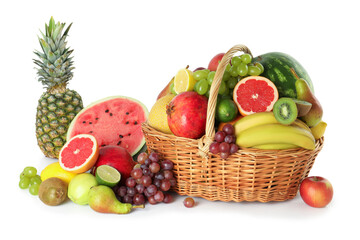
left=1, top=0, right=359, bottom=239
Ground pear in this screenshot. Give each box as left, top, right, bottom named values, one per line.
left=295, top=78, right=323, bottom=127
left=88, top=185, right=142, bottom=214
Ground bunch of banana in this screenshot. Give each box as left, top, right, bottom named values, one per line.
left=234, top=112, right=316, bottom=150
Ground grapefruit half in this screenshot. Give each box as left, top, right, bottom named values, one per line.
left=59, top=134, right=99, bottom=173
left=233, top=76, right=279, bottom=116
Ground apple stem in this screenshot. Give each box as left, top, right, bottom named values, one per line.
left=313, top=176, right=318, bottom=181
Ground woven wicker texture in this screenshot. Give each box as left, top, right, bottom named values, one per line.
left=142, top=44, right=324, bottom=202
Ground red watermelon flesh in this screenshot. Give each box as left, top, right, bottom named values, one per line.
left=67, top=96, right=149, bottom=156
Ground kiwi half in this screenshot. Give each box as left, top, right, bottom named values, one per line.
left=273, top=98, right=298, bottom=125
left=292, top=99, right=312, bottom=117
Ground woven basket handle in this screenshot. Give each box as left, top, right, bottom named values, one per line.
left=198, top=44, right=252, bottom=158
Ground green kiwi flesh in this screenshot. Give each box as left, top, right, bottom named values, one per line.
left=273, top=98, right=298, bottom=125
left=292, top=99, right=312, bottom=117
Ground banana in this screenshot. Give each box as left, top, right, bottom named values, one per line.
left=236, top=123, right=316, bottom=150
left=252, top=143, right=300, bottom=150
left=293, top=118, right=311, bottom=132
left=234, top=112, right=278, bottom=136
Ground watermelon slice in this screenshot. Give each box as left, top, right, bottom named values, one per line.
left=67, top=96, right=149, bottom=156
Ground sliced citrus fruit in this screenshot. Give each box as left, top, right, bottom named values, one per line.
left=40, top=162, right=78, bottom=185
left=95, top=165, right=121, bottom=187
left=233, top=76, right=279, bottom=116
left=59, top=134, right=99, bottom=173
left=173, top=68, right=195, bottom=94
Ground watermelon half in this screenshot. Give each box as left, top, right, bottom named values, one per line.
left=253, top=52, right=314, bottom=98
left=67, top=96, right=149, bottom=156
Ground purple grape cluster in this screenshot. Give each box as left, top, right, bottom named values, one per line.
left=209, top=123, right=239, bottom=159
left=114, top=151, right=175, bottom=205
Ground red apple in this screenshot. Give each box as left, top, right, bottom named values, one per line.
left=208, top=53, right=225, bottom=71
left=91, top=146, right=136, bottom=184
left=299, top=176, right=333, bottom=208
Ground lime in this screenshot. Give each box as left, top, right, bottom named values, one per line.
left=216, top=98, right=238, bottom=123
left=174, top=68, right=196, bottom=94
left=95, top=165, right=121, bottom=187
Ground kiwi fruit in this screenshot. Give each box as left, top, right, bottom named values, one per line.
left=292, top=99, right=312, bottom=117
left=38, top=177, right=68, bottom=206
left=273, top=98, right=298, bottom=125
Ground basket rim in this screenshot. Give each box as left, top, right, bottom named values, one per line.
left=142, top=121, right=324, bottom=156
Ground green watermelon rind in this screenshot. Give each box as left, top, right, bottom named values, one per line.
left=254, top=52, right=314, bottom=98
left=67, top=95, right=149, bottom=156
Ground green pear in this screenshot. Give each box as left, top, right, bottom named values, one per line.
left=88, top=185, right=136, bottom=214
left=295, top=78, right=323, bottom=127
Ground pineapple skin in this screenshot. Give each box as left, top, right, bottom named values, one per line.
left=36, top=89, right=83, bottom=158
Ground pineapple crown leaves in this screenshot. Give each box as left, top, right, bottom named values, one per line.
left=34, top=17, right=75, bottom=90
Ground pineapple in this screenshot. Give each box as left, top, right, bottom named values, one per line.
left=34, top=17, right=83, bottom=158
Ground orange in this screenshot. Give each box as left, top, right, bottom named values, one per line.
left=59, top=134, right=99, bottom=173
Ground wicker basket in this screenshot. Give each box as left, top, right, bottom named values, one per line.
left=142, top=44, right=324, bottom=202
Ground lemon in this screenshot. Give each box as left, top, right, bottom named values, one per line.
left=148, top=94, right=175, bottom=134
left=174, top=68, right=196, bottom=94
left=40, top=162, right=78, bottom=185
left=310, top=121, right=327, bottom=140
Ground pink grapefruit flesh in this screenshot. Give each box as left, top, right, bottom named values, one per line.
left=59, top=134, right=99, bottom=173
left=233, top=76, right=279, bottom=116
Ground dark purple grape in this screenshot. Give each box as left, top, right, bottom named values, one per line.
left=229, top=143, right=239, bottom=154
left=131, top=168, right=143, bottom=179
left=224, top=135, right=236, bottom=144
left=161, top=160, right=174, bottom=170
left=209, top=142, right=220, bottom=154
left=123, top=194, right=133, bottom=204
left=141, top=175, right=152, bottom=187
left=149, top=152, right=160, bottom=162
left=133, top=193, right=145, bottom=205
left=222, top=124, right=235, bottom=135
left=137, top=152, right=148, bottom=164
left=219, top=142, right=230, bottom=153
left=146, top=184, right=157, bottom=196
left=140, top=164, right=147, bottom=169
left=163, top=193, right=173, bottom=203
left=153, top=178, right=162, bottom=188
left=116, top=186, right=127, bottom=197
left=220, top=152, right=230, bottom=159
left=214, top=131, right=226, bottom=142
left=163, top=170, right=173, bottom=180
left=183, top=197, right=195, bottom=208
left=125, top=177, right=136, bottom=188
left=135, top=184, right=145, bottom=194
left=169, top=178, right=176, bottom=187
left=142, top=168, right=151, bottom=176
left=144, top=188, right=152, bottom=198
left=160, top=179, right=171, bottom=191
left=149, top=162, right=161, bottom=173
left=127, top=187, right=136, bottom=197
left=144, top=158, right=151, bottom=166
left=154, top=172, right=165, bottom=180
left=154, top=191, right=164, bottom=202
left=148, top=196, right=157, bottom=205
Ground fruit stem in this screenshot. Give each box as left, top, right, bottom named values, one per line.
left=133, top=204, right=145, bottom=209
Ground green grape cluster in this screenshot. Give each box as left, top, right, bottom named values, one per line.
left=193, top=53, right=264, bottom=99
left=19, top=166, right=42, bottom=195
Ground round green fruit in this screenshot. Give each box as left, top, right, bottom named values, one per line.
left=68, top=173, right=98, bottom=205
left=216, top=98, right=238, bottom=123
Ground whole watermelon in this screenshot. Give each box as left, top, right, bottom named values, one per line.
left=253, top=52, right=314, bottom=98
